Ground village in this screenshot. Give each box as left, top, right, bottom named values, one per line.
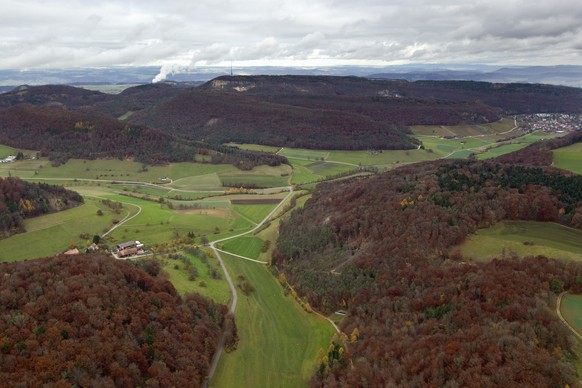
left=516, top=113, right=582, bottom=133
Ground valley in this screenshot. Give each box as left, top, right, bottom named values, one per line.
left=1, top=77, right=582, bottom=386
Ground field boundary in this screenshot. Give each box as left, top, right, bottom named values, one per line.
left=214, top=248, right=268, bottom=264
left=556, top=292, right=582, bottom=340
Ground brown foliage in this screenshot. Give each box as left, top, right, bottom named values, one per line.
left=275, top=160, right=582, bottom=386
left=0, top=254, right=228, bottom=387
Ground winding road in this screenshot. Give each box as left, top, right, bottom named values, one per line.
left=204, top=186, right=294, bottom=385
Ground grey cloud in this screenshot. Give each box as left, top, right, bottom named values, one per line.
left=1, top=0, right=581, bottom=70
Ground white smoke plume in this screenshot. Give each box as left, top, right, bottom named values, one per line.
left=152, top=64, right=186, bottom=83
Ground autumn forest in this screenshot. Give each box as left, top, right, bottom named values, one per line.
left=1, top=76, right=582, bottom=386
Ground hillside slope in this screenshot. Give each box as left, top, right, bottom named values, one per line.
left=0, top=255, right=227, bottom=387
left=0, top=176, right=83, bottom=238
left=1, top=77, right=580, bottom=155
left=273, top=158, right=582, bottom=386
left=0, top=104, right=195, bottom=165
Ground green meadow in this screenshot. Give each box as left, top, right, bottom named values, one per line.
left=560, top=294, right=582, bottom=336
left=411, top=117, right=517, bottom=137
left=326, top=149, right=437, bottom=167
left=0, top=197, right=125, bottom=262
left=0, top=158, right=236, bottom=183
left=232, top=204, right=278, bottom=224
left=161, top=253, right=231, bottom=305
left=279, top=148, right=330, bottom=160
left=223, top=143, right=282, bottom=153
left=3, top=131, right=575, bottom=387
left=211, top=252, right=336, bottom=388
left=220, top=236, right=265, bottom=260
left=457, top=221, right=582, bottom=262
left=553, top=142, right=582, bottom=174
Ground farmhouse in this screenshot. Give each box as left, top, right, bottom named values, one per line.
left=115, top=240, right=143, bottom=251
left=114, top=240, right=145, bottom=259
left=118, top=247, right=138, bottom=258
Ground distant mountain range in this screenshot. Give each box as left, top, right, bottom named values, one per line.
left=1, top=65, right=581, bottom=93
left=369, top=65, right=582, bottom=88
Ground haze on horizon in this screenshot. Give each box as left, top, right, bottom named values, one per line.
left=1, top=0, right=581, bottom=74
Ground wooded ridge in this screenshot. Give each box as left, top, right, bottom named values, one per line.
left=273, top=140, right=582, bottom=386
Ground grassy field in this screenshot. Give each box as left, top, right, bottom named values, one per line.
left=0, top=158, right=238, bottom=184
left=417, top=136, right=494, bottom=158
left=456, top=221, right=582, bottom=262
left=561, top=293, right=582, bottom=376
left=411, top=117, right=517, bottom=137
left=220, top=174, right=289, bottom=188
left=232, top=204, right=278, bottom=225
left=326, top=149, right=437, bottom=167
left=211, top=253, right=336, bottom=388
left=161, top=253, right=231, bottom=305
left=223, top=143, right=282, bottom=153
left=117, top=111, right=134, bottom=120
left=553, top=142, right=582, bottom=174
left=306, top=161, right=353, bottom=176
left=220, top=236, right=265, bottom=260
left=0, top=197, right=124, bottom=262
left=561, top=294, right=582, bottom=334
left=279, top=148, right=330, bottom=160
left=0, top=145, right=19, bottom=158
left=288, top=158, right=322, bottom=184
left=105, top=195, right=243, bottom=245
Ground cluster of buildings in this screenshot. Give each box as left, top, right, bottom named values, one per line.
left=516, top=113, right=582, bottom=134
left=62, top=240, right=147, bottom=260
left=114, top=240, right=145, bottom=259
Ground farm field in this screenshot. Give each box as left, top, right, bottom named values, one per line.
left=326, top=149, right=437, bottom=167
left=417, top=131, right=554, bottom=159
left=232, top=204, right=279, bottom=225
left=279, top=148, right=330, bottom=160
left=220, top=236, right=265, bottom=260
left=553, top=142, right=582, bottom=174
left=0, top=158, right=237, bottom=183
left=223, top=143, right=282, bottom=153
left=0, top=197, right=125, bottom=262
left=456, top=221, right=582, bottom=262
left=161, top=252, right=231, bottom=305
left=211, top=252, right=336, bottom=388
left=411, top=117, right=517, bottom=137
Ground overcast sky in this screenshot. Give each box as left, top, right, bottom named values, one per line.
left=2, top=0, right=581, bottom=71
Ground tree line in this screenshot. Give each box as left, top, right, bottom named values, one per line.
left=0, top=176, right=83, bottom=238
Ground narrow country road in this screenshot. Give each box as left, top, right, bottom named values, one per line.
left=204, top=186, right=294, bottom=386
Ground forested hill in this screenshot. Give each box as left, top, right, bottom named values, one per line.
left=128, top=76, right=582, bottom=150
left=128, top=88, right=418, bottom=150
left=0, top=104, right=196, bottom=165
left=0, top=85, right=288, bottom=169
left=273, top=159, right=582, bottom=386
left=0, top=254, right=227, bottom=387
left=1, top=77, right=581, bottom=152
left=0, top=176, right=83, bottom=238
